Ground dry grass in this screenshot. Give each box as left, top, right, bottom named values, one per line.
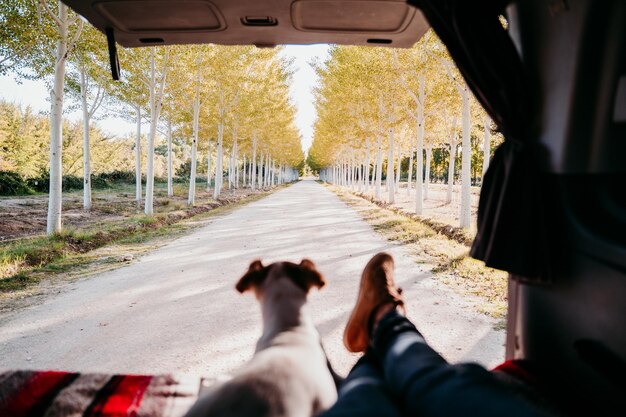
left=331, top=186, right=508, bottom=319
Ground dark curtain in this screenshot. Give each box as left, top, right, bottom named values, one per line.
left=407, top=0, right=552, bottom=281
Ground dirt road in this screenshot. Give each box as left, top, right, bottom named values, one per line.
left=0, top=180, right=504, bottom=377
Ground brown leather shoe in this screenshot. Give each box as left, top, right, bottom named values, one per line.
left=343, top=252, right=405, bottom=353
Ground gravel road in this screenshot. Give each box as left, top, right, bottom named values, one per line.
left=0, top=180, right=504, bottom=377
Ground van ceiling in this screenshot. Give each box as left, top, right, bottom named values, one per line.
left=62, top=0, right=429, bottom=48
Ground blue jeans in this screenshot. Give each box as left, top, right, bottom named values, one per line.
left=320, top=311, right=550, bottom=417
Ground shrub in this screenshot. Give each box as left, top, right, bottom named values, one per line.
left=26, top=168, right=49, bottom=193
left=62, top=175, right=83, bottom=191
left=90, top=175, right=109, bottom=189
left=97, top=170, right=136, bottom=183
left=0, top=171, right=34, bottom=195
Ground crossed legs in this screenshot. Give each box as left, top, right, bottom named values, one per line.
left=322, top=253, right=550, bottom=417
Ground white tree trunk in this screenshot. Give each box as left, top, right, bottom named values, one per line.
left=375, top=136, right=382, bottom=200
left=387, top=129, right=395, bottom=204
left=424, top=144, right=432, bottom=200
left=228, top=149, right=232, bottom=191
left=415, top=133, right=424, bottom=215
left=258, top=153, right=264, bottom=189
left=206, top=140, right=212, bottom=193
left=447, top=139, right=456, bottom=204
left=482, top=114, right=491, bottom=179
left=248, top=156, right=251, bottom=190
left=251, top=136, right=257, bottom=191
left=135, top=105, right=142, bottom=202
left=364, top=139, right=370, bottom=192
left=459, top=86, right=472, bottom=229
left=80, top=67, right=91, bottom=211
left=406, top=144, right=413, bottom=196
left=213, top=122, right=223, bottom=199
left=415, top=76, right=425, bottom=214
left=395, top=143, right=401, bottom=191
left=46, top=2, right=70, bottom=235
left=167, top=120, right=173, bottom=197
left=145, top=47, right=168, bottom=215
left=188, top=78, right=200, bottom=206
left=242, top=154, right=246, bottom=187
left=235, top=142, right=240, bottom=188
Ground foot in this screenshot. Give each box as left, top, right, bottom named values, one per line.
left=343, top=252, right=405, bottom=353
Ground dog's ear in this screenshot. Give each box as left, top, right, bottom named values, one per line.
left=236, top=260, right=266, bottom=293
left=299, top=259, right=326, bottom=291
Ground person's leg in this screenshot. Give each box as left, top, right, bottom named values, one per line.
left=343, top=252, right=551, bottom=417
left=372, top=310, right=551, bottom=417
left=319, top=353, right=402, bottom=417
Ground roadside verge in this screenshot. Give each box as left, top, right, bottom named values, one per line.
left=328, top=185, right=508, bottom=321
left=0, top=185, right=290, bottom=306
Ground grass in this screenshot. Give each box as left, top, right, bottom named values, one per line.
left=330, top=186, right=508, bottom=319
left=0, top=185, right=286, bottom=296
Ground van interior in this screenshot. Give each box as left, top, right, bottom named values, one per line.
left=53, top=0, right=626, bottom=415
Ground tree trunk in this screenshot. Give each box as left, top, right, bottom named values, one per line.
left=415, top=75, right=425, bottom=214
left=213, top=122, right=223, bottom=199
left=206, top=140, right=212, bottom=192
left=188, top=78, right=200, bottom=206
left=46, top=2, right=69, bottom=235
left=251, top=136, right=257, bottom=191
left=242, top=154, right=246, bottom=187
left=167, top=120, right=173, bottom=197
left=459, top=86, right=472, bottom=229
left=387, top=129, right=395, bottom=204
left=407, top=144, right=413, bottom=196
left=135, top=105, right=142, bottom=202
left=258, top=153, right=264, bottom=189
left=424, top=144, right=432, bottom=200
left=80, top=67, right=91, bottom=211
left=375, top=136, right=382, bottom=200
left=145, top=47, right=168, bottom=215
left=446, top=139, right=456, bottom=204
left=228, top=147, right=232, bottom=191
left=364, top=138, right=370, bottom=192
left=482, top=114, right=491, bottom=179
left=395, top=143, right=401, bottom=191
left=235, top=142, right=240, bottom=188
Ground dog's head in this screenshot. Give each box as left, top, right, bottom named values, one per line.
left=236, top=259, right=326, bottom=296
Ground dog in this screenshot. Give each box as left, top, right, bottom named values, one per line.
left=184, top=259, right=338, bottom=417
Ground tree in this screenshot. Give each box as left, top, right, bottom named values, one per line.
left=482, top=115, right=492, bottom=179
left=121, top=46, right=170, bottom=214
left=0, top=0, right=52, bottom=77
left=38, top=0, right=84, bottom=234
left=66, top=24, right=108, bottom=210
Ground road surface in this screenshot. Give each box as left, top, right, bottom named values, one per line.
left=0, top=180, right=504, bottom=377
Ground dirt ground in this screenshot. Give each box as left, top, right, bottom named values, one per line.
left=347, top=181, right=481, bottom=233
left=0, top=183, right=255, bottom=242
left=0, top=180, right=504, bottom=377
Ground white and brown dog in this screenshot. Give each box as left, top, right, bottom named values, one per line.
left=185, top=259, right=338, bottom=417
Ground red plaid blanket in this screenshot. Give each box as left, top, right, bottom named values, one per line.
left=0, top=370, right=201, bottom=417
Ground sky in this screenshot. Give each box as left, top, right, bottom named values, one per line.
left=0, top=44, right=330, bottom=153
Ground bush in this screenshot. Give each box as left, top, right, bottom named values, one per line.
left=90, top=175, right=109, bottom=189
left=62, top=175, right=83, bottom=192
left=27, top=172, right=85, bottom=192
left=17, top=170, right=149, bottom=194
left=96, top=170, right=136, bottom=183
left=0, top=171, right=34, bottom=195
left=26, top=168, right=49, bottom=193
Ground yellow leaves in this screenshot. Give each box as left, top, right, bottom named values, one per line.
left=154, top=45, right=301, bottom=164
left=310, top=29, right=492, bottom=165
